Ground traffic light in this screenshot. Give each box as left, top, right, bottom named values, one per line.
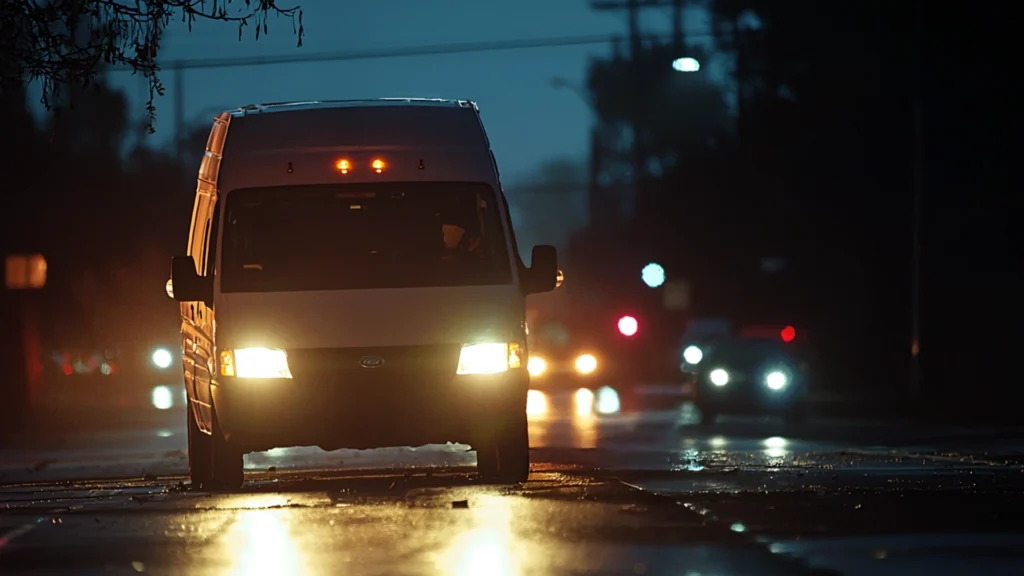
left=781, top=325, right=796, bottom=342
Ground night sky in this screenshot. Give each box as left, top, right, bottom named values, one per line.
left=96, top=0, right=720, bottom=183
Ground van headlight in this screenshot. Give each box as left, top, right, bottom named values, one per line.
left=220, top=348, right=293, bottom=379
left=457, top=342, right=521, bottom=375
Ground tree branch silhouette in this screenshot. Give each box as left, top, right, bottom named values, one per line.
left=0, top=0, right=304, bottom=132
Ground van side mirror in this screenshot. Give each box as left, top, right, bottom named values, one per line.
left=522, top=245, right=558, bottom=295
left=170, top=256, right=211, bottom=304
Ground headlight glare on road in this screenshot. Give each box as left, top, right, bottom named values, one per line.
left=683, top=345, right=703, bottom=365
left=151, top=348, right=173, bottom=369
left=765, top=370, right=787, bottom=390
left=575, top=353, right=598, bottom=375
left=526, top=389, right=548, bottom=415
left=221, top=348, right=293, bottom=378
left=457, top=343, right=511, bottom=375
left=709, top=368, right=729, bottom=386
left=527, top=356, right=547, bottom=377
left=575, top=388, right=594, bottom=416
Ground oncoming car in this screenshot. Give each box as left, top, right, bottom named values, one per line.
left=525, top=316, right=605, bottom=389
left=692, top=337, right=809, bottom=424
left=42, top=342, right=181, bottom=411
left=170, top=99, right=558, bottom=489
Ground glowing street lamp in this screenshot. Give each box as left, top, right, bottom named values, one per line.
left=672, top=57, right=700, bottom=72
left=642, top=262, right=665, bottom=288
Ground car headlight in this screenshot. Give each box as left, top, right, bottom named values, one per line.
left=527, top=356, right=547, bottom=377
left=220, top=348, right=293, bottom=379
left=151, top=348, right=173, bottom=369
left=765, top=370, right=787, bottom=390
left=709, top=368, right=729, bottom=386
left=456, top=342, right=521, bottom=375
left=682, top=345, right=703, bottom=365
left=575, top=353, right=598, bottom=374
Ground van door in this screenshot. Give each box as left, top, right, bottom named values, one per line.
left=191, top=200, right=218, bottom=430
left=182, top=113, right=230, bottom=432
left=182, top=189, right=216, bottom=431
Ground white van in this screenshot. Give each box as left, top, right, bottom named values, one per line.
left=170, top=99, right=558, bottom=489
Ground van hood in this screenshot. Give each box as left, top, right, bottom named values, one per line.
left=215, top=285, right=523, bottom=349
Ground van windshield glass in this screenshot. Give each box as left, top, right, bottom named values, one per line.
left=219, top=182, right=512, bottom=293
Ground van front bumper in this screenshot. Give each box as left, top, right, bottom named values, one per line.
left=211, top=370, right=529, bottom=453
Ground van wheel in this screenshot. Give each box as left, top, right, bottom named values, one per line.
left=207, top=407, right=244, bottom=491
left=186, top=403, right=213, bottom=489
left=476, top=409, right=530, bottom=484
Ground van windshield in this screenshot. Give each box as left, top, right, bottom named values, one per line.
left=219, top=182, right=513, bottom=293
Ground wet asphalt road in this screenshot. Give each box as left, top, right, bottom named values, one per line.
left=2, top=385, right=1024, bottom=575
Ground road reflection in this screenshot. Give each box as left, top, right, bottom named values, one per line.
left=222, top=496, right=311, bottom=575
left=762, top=436, right=788, bottom=459
left=226, top=510, right=308, bottom=575
left=526, top=387, right=623, bottom=449
left=438, top=495, right=521, bottom=576
left=526, top=386, right=622, bottom=420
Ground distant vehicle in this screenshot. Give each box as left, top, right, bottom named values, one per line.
left=526, top=301, right=684, bottom=390
left=525, top=311, right=608, bottom=390
left=170, top=99, right=558, bottom=489
left=38, top=338, right=181, bottom=412
left=678, top=317, right=734, bottom=392
left=46, top=342, right=176, bottom=382
left=692, top=333, right=809, bottom=424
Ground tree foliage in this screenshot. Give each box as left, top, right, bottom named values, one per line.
left=2, top=78, right=196, bottom=345
left=0, top=0, right=304, bottom=131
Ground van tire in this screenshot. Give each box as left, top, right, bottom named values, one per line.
left=476, top=409, right=530, bottom=484
left=207, top=407, right=245, bottom=491
left=187, top=403, right=213, bottom=489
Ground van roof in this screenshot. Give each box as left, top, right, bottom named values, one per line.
left=229, top=98, right=479, bottom=117
left=212, top=98, right=497, bottom=189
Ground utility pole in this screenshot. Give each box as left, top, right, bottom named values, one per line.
left=590, top=0, right=682, bottom=216
left=174, top=62, right=184, bottom=161
left=588, top=127, right=604, bottom=227
left=672, top=0, right=684, bottom=49
left=910, top=3, right=924, bottom=404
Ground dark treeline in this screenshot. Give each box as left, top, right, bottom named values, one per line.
left=573, top=1, right=1014, bottom=420
left=2, top=83, right=198, bottom=340
left=1, top=80, right=208, bottom=427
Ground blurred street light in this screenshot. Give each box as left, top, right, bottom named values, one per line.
left=672, top=57, right=700, bottom=72
left=641, top=262, right=665, bottom=288
left=5, top=254, right=47, bottom=290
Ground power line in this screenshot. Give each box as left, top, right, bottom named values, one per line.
left=127, top=31, right=712, bottom=72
